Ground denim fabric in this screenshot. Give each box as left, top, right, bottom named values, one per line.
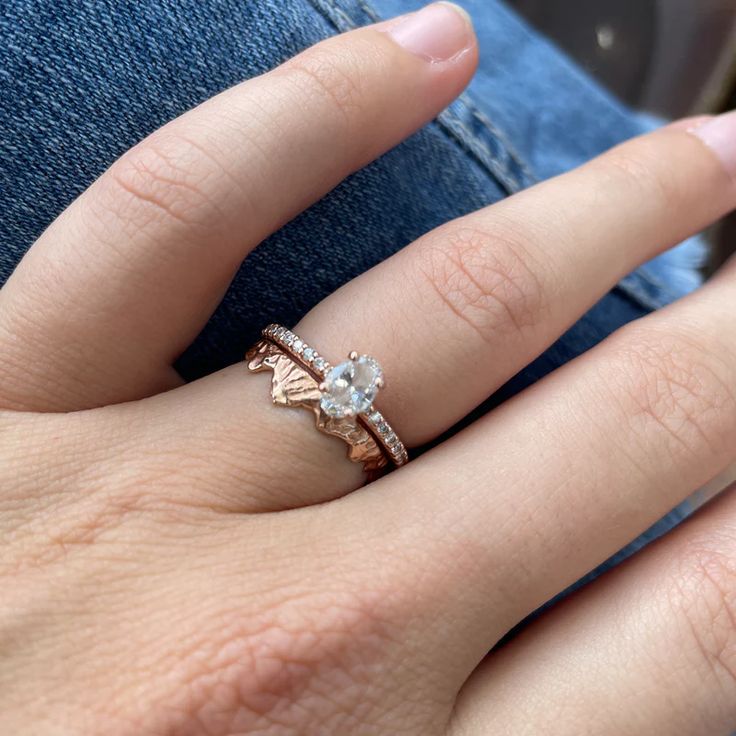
left=0, top=1, right=704, bottom=601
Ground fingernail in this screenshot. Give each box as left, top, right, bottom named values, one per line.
left=385, top=2, right=474, bottom=62
left=689, top=109, right=736, bottom=179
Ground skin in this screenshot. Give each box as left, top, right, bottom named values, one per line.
left=1, top=5, right=735, bottom=734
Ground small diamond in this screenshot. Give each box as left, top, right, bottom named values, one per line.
left=384, top=432, right=397, bottom=446
left=376, top=423, right=389, bottom=435
left=275, top=326, right=286, bottom=338
left=320, top=355, right=384, bottom=418
left=293, top=339, right=304, bottom=353
left=303, top=347, right=315, bottom=361
left=368, top=410, right=382, bottom=425
left=313, top=357, right=326, bottom=372
left=283, top=332, right=295, bottom=346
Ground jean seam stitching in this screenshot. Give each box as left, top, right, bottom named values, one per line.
left=438, top=95, right=536, bottom=191
left=463, top=97, right=536, bottom=185
left=356, top=0, right=382, bottom=23
left=305, top=0, right=536, bottom=193
left=309, top=0, right=359, bottom=31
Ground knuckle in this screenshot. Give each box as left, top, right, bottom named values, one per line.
left=606, top=326, right=736, bottom=458
left=282, top=44, right=367, bottom=129
left=98, top=132, right=225, bottom=236
left=593, top=136, right=686, bottom=213
left=418, top=224, right=546, bottom=343
left=669, top=539, right=736, bottom=694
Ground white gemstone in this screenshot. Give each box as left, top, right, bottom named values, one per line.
left=320, top=355, right=383, bottom=418
left=303, top=347, right=315, bottom=361
left=313, top=357, right=327, bottom=372
left=293, top=339, right=304, bottom=353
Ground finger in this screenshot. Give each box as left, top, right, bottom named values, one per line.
left=0, top=2, right=477, bottom=411
left=137, top=113, right=736, bottom=512
left=342, top=249, right=736, bottom=676
left=296, top=115, right=734, bottom=446
left=450, top=485, right=736, bottom=736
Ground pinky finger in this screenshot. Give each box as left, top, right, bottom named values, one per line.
left=450, top=485, right=736, bottom=736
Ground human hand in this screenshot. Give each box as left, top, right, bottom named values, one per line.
left=2, top=4, right=735, bottom=734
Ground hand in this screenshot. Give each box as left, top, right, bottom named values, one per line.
left=2, top=4, right=735, bottom=734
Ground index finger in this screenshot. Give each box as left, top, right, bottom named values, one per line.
left=0, top=2, right=477, bottom=412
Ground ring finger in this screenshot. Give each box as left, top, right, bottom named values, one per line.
left=140, top=112, right=736, bottom=510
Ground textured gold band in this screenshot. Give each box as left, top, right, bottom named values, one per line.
left=245, top=325, right=408, bottom=475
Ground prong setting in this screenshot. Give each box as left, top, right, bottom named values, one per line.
left=260, top=324, right=407, bottom=466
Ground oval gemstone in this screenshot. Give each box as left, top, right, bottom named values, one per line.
left=320, top=355, right=383, bottom=418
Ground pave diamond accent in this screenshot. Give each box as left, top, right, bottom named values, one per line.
left=320, top=355, right=383, bottom=419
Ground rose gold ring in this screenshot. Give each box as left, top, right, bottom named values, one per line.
left=245, top=324, right=408, bottom=475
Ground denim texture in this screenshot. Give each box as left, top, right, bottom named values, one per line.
left=0, top=1, right=705, bottom=606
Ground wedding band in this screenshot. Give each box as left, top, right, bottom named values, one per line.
left=246, top=324, right=408, bottom=474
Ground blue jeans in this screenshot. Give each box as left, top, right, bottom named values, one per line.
left=0, top=0, right=705, bottom=600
